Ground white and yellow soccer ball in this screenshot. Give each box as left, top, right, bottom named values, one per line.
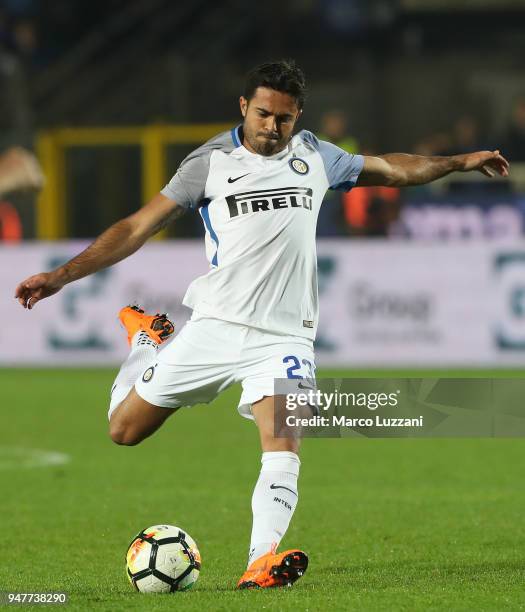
left=126, top=524, right=201, bottom=592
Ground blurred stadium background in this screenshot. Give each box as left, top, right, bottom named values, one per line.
left=1, top=2, right=525, bottom=608
left=1, top=0, right=525, bottom=369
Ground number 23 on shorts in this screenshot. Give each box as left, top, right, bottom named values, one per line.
left=283, top=355, right=316, bottom=384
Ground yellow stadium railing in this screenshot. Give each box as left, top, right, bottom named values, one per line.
left=35, top=123, right=232, bottom=239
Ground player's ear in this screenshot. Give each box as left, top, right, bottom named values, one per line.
left=239, top=96, right=248, bottom=118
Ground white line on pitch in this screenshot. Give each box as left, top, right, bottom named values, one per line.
left=0, top=446, right=70, bottom=470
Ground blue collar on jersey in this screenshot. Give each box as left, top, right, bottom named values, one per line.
left=231, top=125, right=243, bottom=147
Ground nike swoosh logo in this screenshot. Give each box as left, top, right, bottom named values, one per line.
left=298, top=382, right=315, bottom=390
left=270, top=483, right=297, bottom=496
left=227, top=173, right=251, bottom=183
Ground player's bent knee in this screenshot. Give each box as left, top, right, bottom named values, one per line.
left=108, top=422, right=144, bottom=446
left=108, top=393, right=176, bottom=446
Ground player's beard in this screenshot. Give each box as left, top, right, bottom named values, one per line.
left=246, top=129, right=288, bottom=156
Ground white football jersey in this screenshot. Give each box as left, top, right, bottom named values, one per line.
left=161, top=126, right=363, bottom=340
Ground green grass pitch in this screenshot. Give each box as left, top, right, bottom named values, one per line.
left=1, top=368, right=524, bottom=611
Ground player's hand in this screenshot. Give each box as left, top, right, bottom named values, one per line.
left=14, top=272, right=65, bottom=309
left=455, top=150, right=510, bottom=178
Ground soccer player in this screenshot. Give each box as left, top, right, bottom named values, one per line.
left=15, top=60, right=509, bottom=589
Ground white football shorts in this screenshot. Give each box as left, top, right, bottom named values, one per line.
left=134, top=312, right=316, bottom=420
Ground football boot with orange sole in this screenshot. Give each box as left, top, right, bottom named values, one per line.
left=237, top=548, right=308, bottom=589
left=118, top=305, right=174, bottom=346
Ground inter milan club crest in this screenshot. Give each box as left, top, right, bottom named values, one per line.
left=142, top=366, right=155, bottom=383
left=289, top=158, right=309, bottom=175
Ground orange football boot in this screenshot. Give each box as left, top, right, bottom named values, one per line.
left=118, top=305, right=174, bottom=346
left=237, top=547, right=308, bottom=589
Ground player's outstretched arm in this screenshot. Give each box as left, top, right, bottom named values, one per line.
left=356, top=150, right=509, bottom=187
left=15, top=193, right=184, bottom=309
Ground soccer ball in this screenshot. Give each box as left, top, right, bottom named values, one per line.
left=126, top=524, right=201, bottom=592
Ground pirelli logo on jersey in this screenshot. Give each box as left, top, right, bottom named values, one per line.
left=226, top=187, right=313, bottom=218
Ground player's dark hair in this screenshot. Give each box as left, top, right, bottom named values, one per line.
left=244, top=60, right=307, bottom=109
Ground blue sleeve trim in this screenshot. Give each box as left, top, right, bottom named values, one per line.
left=199, top=199, right=219, bottom=266
left=300, top=130, right=364, bottom=192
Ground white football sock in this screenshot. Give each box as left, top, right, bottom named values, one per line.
left=247, top=451, right=300, bottom=567
left=107, top=331, right=158, bottom=420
